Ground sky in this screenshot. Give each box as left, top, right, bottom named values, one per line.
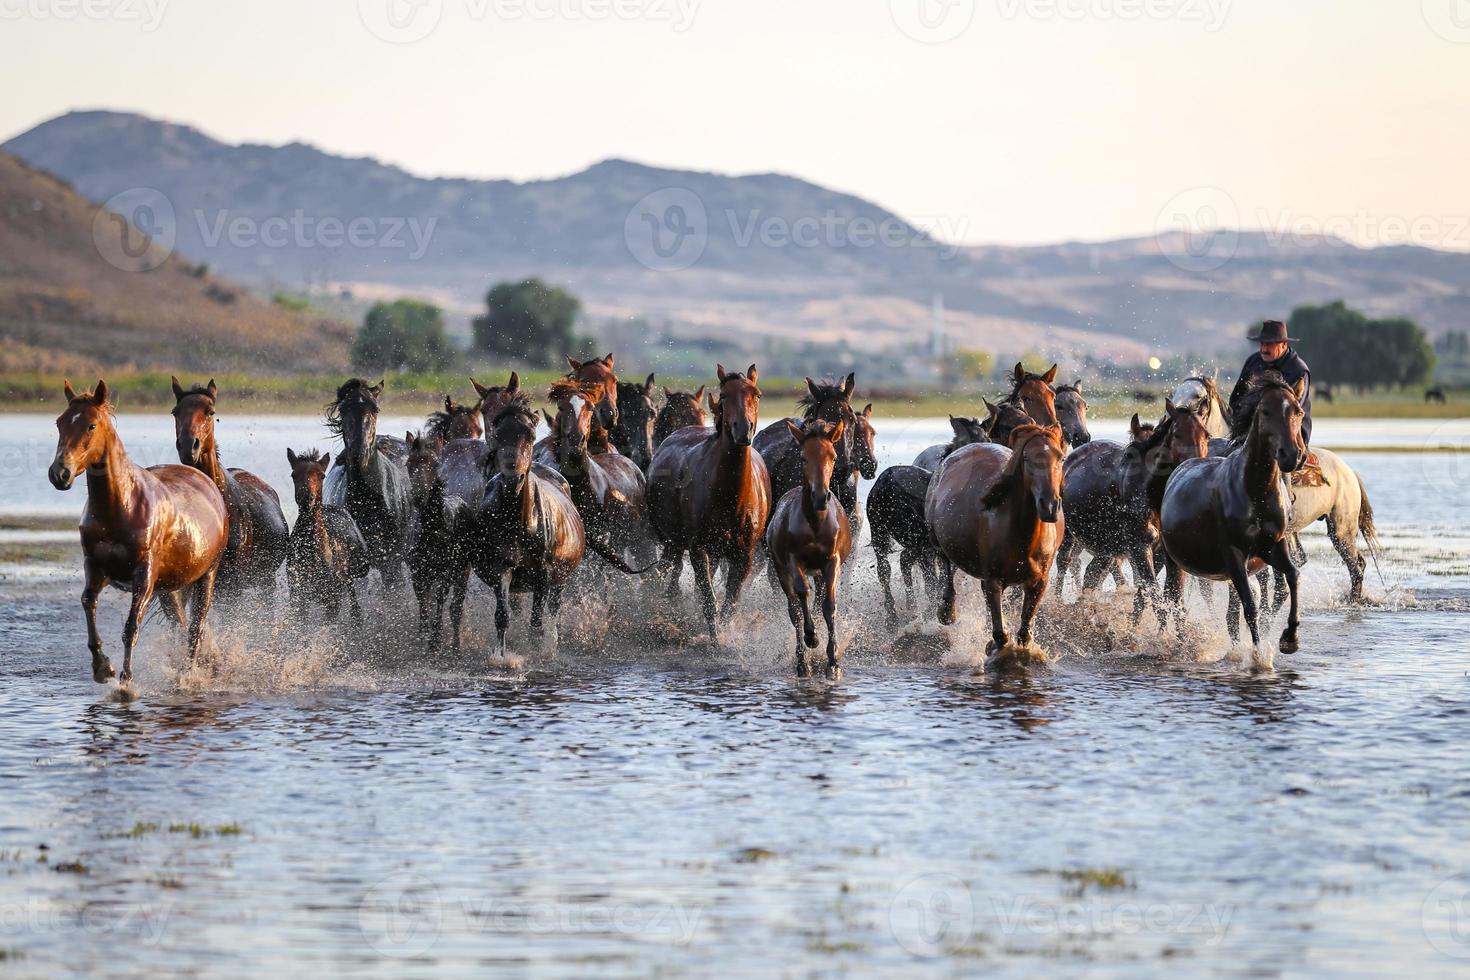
left=1, top=0, right=1467, bottom=248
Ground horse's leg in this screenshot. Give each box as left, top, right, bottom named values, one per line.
left=1269, top=540, right=1301, bottom=654
left=982, top=579, right=1008, bottom=655
left=792, top=566, right=816, bottom=651
left=1255, top=569, right=1273, bottom=616
left=1055, top=528, right=1077, bottom=598
left=1225, top=552, right=1263, bottom=660
left=159, top=591, right=187, bottom=630
left=662, top=545, right=684, bottom=600
left=448, top=565, right=470, bottom=657
left=821, top=558, right=842, bottom=674
left=1327, top=514, right=1366, bottom=603
left=874, top=541, right=898, bottom=625
left=120, top=564, right=159, bottom=683
left=937, top=556, right=958, bottom=626
left=1161, top=553, right=1188, bottom=638
left=347, top=581, right=363, bottom=626
left=898, top=548, right=916, bottom=594
left=1081, top=553, right=1110, bottom=593
left=722, top=553, right=753, bottom=627
left=1129, top=544, right=1164, bottom=630
left=82, top=560, right=114, bottom=683
left=776, top=559, right=806, bottom=674
left=184, top=565, right=218, bottom=676
left=1015, top=575, right=1047, bottom=649
left=1225, top=584, right=1241, bottom=644
left=690, top=548, right=718, bottom=642
left=490, top=570, right=512, bottom=664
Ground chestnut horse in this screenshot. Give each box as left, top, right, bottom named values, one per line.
left=1160, top=373, right=1309, bottom=667
left=999, top=363, right=1060, bottom=435
left=654, top=386, right=706, bottom=449
left=49, top=381, right=228, bottom=683
left=406, top=432, right=473, bottom=654
left=766, top=419, right=852, bottom=675
left=612, top=374, right=659, bottom=472
left=424, top=394, right=484, bottom=446
left=566, top=353, right=619, bottom=432
left=286, top=448, right=369, bottom=625
left=469, top=398, right=587, bottom=663
left=324, top=379, right=412, bottom=588
left=444, top=373, right=523, bottom=507
left=170, top=377, right=288, bottom=598
left=646, top=365, right=772, bottom=641
left=926, top=423, right=1066, bottom=660
left=754, top=375, right=860, bottom=525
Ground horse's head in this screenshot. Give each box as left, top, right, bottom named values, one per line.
left=326, top=378, right=384, bottom=469
left=404, top=432, right=441, bottom=505
left=657, top=385, right=706, bottom=441
left=1054, top=379, right=1091, bottom=447
left=429, top=395, right=482, bottom=443
left=1162, top=397, right=1211, bottom=467
left=50, top=380, right=114, bottom=490
left=1231, top=372, right=1308, bottom=472
left=1007, top=362, right=1059, bottom=428
left=566, top=353, right=618, bottom=431
left=713, top=364, right=761, bottom=448
left=614, top=374, right=658, bottom=471
left=949, top=413, right=988, bottom=449
left=489, top=400, right=539, bottom=488
left=1008, top=423, right=1066, bottom=524
left=785, top=418, right=845, bottom=517
left=1128, top=413, right=1156, bottom=445
left=984, top=399, right=1033, bottom=446
left=170, top=375, right=219, bottom=466
left=798, top=374, right=858, bottom=481
left=471, top=371, right=521, bottom=436
left=286, top=447, right=331, bottom=511
left=549, top=379, right=604, bottom=467
left=852, top=403, right=877, bottom=480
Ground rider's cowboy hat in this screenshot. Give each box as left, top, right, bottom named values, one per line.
left=1248, top=319, right=1298, bottom=343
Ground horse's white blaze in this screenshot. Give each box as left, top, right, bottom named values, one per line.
left=570, top=395, right=586, bottom=418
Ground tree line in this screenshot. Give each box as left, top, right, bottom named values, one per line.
left=1285, top=301, right=1435, bottom=390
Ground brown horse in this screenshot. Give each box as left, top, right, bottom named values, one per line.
left=654, top=385, right=706, bottom=449
left=566, top=353, right=620, bottom=432
left=469, top=398, right=587, bottom=664
left=424, top=395, right=484, bottom=446
left=405, top=432, right=473, bottom=654
left=286, top=448, right=369, bottom=625
left=926, top=423, right=1066, bottom=661
left=547, top=379, right=656, bottom=569
left=445, top=373, right=524, bottom=508
left=471, top=372, right=522, bottom=435
left=766, top=419, right=852, bottom=675
left=49, top=381, right=229, bottom=683
left=1001, top=363, right=1060, bottom=431
left=1160, top=373, right=1308, bottom=666
left=646, top=364, right=772, bottom=641
left=1053, top=380, right=1092, bottom=448
left=1057, top=401, right=1209, bottom=627
left=170, top=377, right=288, bottom=598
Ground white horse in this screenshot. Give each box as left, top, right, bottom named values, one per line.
left=1170, top=375, right=1230, bottom=440
left=1257, top=448, right=1379, bottom=608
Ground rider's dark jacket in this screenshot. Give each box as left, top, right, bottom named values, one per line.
left=1229, top=348, right=1312, bottom=445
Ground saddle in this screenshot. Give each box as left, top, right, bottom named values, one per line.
left=1288, top=452, right=1327, bottom=488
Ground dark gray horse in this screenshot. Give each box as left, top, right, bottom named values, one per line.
left=324, top=379, right=412, bottom=590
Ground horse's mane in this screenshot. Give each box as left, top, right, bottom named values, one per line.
left=616, top=380, right=657, bottom=405
left=1228, top=371, right=1294, bottom=442
left=548, top=378, right=604, bottom=404
left=797, top=378, right=851, bottom=419
left=491, top=394, right=537, bottom=429
left=1054, top=382, right=1082, bottom=396
left=425, top=401, right=476, bottom=442
left=325, top=378, right=379, bottom=436
left=292, top=448, right=329, bottom=467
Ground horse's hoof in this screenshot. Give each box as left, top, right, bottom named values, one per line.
left=1279, top=632, right=1299, bottom=654
left=804, top=631, right=818, bottom=649
left=938, top=605, right=957, bottom=627
left=825, top=660, right=842, bottom=680
left=91, top=657, right=115, bottom=684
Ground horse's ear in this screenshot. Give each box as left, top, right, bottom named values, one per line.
left=747, top=364, right=759, bottom=385
left=862, top=403, right=873, bottom=419
left=806, top=377, right=820, bottom=400
left=693, top=385, right=706, bottom=402
left=63, top=379, right=79, bottom=402
left=566, top=355, right=583, bottom=372
left=829, top=419, right=846, bottom=445
left=1072, top=379, right=1082, bottom=393
left=1012, top=362, right=1025, bottom=385
left=93, top=379, right=109, bottom=406
left=842, top=372, right=856, bottom=398
left=603, top=353, right=615, bottom=368
left=1164, top=397, right=1176, bottom=415
left=286, top=448, right=298, bottom=466
left=1130, top=414, right=1144, bottom=439
left=370, top=380, right=385, bottom=397
left=171, top=375, right=186, bottom=400
left=784, top=419, right=804, bottom=443
left=983, top=398, right=1000, bottom=418
left=444, top=395, right=454, bottom=413
left=644, top=372, right=656, bottom=394
left=320, top=452, right=330, bottom=469
left=707, top=393, right=720, bottom=413
left=1292, top=374, right=1308, bottom=403
left=542, top=408, right=555, bottom=427
left=206, top=378, right=218, bottom=400
left=949, top=416, right=967, bottom=436
left=471, top=377, right=490, bottom=398
left=405, top=431, right=415, bottom=447
left=1041, top=364, right=1058, bottom=384
left=715, top=363, right=728, bottom=382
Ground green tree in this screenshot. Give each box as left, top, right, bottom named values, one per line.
left=1285, top=301, right=1435, bottom=390
left=352, top=299, right=455, bottom=373
left=955, top=348, right=996, bottom=383
left=472, top=278, right=582, bottom=367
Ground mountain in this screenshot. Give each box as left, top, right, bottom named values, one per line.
left=0, top=148, right=350, bottom=375
left=8, top=109, right=1470, bottom=364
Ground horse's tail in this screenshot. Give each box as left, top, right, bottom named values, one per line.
left=586, top=536, right=658, bottom=575
left=1358, top=479, right=1379, bottom=546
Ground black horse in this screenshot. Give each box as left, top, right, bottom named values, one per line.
left=753, top=375, right=863, bottom=535
left=868, top=464, right=940, bottom=624
left=611, top=373, right=659, bottom=472
left=324, top=379, right=413, bottom=590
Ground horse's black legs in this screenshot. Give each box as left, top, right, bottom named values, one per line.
left=1225, top=551, right=1262, bottom=655
left=982, top=579, right=1008, bottom=654
left=1129, top=543, right=1164, bottom=630
left=821, top=559, right=841, bottom=674
left=159, top=591, right=187, bottom=629
left=690, top=548, right=718, bottom=642
left=1016, top=577, right=1046, bottom=648
left=184, top=565, right=218, bottom=677
left=491, top=570, right=512, bottom=663
left=448, top=566, right=470, bottom=657
left=722, top=554, right=753, bottom=627
left=662, top=545, right=684, bottom=600
left=937, top=557, right=958, bottom=626
left=874, top=541, right=898, bottom=625
left=1269, top=540, right=1301, bottom=653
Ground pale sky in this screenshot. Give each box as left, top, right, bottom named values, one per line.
left=2, top=0, right=1467, bottom=248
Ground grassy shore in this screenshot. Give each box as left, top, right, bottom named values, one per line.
left=0, top=370, right=1462, bottom=420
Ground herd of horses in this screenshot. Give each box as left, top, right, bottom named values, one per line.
left=44, top=356, right=1380, bottom=684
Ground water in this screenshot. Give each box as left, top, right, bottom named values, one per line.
left=2, top=412, right=1469, bottom=976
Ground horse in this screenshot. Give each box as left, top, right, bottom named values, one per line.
left=405, top=432, right=473, bottom=655
left=285, top=448, right=369, bottom=626
left=469, top=399, right=587, bottom=664
left=547, top=379, right=656, bottom=570
left=1056, top=401, right=1210, bottom=627
left=753, top=375, right=864, bottom=544
left=612, top=373, right=659, bottom=472
left=913, top=414, right=988, bottom=472
left=1160, top=373, right=1309, bottom=667
left=424, top=394, right=484, bottom=446
left=654, top=385, right=706, bottom=449
left=869, top=464, right=941, bottom=624
left=646, top=364, right=772, bottom=641
left=49, top=380, right=229, bottom=683
left=323, top=379, right=413, bottom=589
left=1169, top=375, right=1230, bottom=440
left=766, top=419, right=853, bottom=676
left=1053, top=380, right=1092, bottom=448
left=1056, top=414, right=1154, bottom=595
left=1426, top=386, right=1448, bottom=405
left=566, top=353, right=620, bottom=432
left=926, top=423, right=1067, bottom=663
left=170, top=377, right=288, bottom=599
left=1002, top=363, right=1060, bottom=430
left=443, top=374, right=523, bottom=509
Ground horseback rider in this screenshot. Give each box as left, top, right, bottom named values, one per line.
left=1229, top=319, right=1313, bottom=447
